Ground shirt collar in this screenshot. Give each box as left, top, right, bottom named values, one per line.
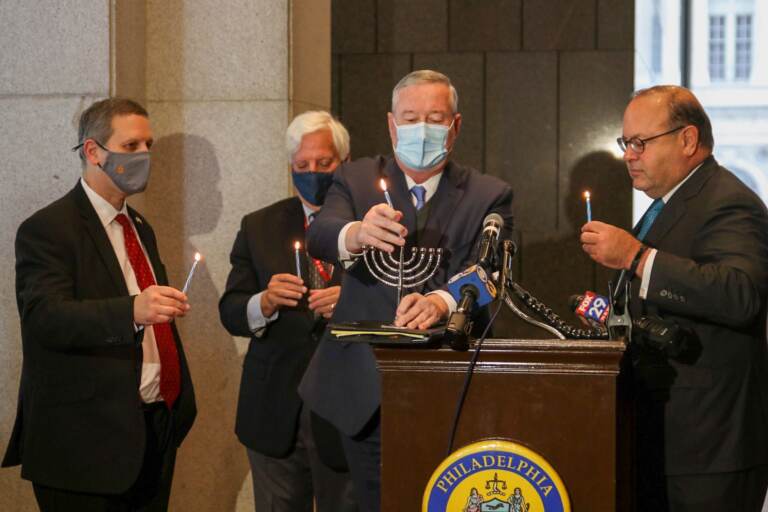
left=301, top=202, right=316, bottom=222
left=662, top=162, right=704, bottom=204
left=404, top=171, right=443, bottom=204
left=80, top=177, right=128, bottom=228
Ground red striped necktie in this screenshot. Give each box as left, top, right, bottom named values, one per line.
left=115, top=213, right=180, bottom=409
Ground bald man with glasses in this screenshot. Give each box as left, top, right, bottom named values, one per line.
left=581, top=85, right=768, bottom=511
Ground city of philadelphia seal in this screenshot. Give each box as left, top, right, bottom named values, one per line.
left=422, top=439, right=570, bottom=512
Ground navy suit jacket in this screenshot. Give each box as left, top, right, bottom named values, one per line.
left=218, top=197, right=347, bottom=469
left=630, top=156, right=768, bottom=475
left=2, top=181, right=196, bottom=493
left=299, top=156, right=514, bottom=436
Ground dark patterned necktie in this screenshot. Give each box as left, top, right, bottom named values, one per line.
left=115, top=213, right=180, bottom=409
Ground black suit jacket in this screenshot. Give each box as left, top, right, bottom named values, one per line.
left=299, top=156, right=514, bottom=436
left=218, top=197, right=347, bottom=469
left=1, top=181, right=196, bottom=493
left=630, top=156, right=768, bottom=475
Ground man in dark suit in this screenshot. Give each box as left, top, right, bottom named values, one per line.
left=581, top=85, right=768, bottom=511
left=2, top=98, right=196, bottom=511
left=219, top=111, right=357, bottom=511
left=300, top=70, right=514, bottom=511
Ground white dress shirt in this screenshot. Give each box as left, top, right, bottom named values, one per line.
left=81, top=178, right=162, bottom=403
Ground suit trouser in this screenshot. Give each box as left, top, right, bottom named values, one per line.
left=33, top=403, right=176, bottom=512
left=247, top=404, right=358, bottom=512
left=663, top=465, right=768, bottom=512
left=339, top=411, right=381, bottom=512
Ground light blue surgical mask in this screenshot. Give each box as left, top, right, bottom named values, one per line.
left=393, top=119, right=454, bottom=172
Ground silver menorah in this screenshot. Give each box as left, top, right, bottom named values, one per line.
left=363, top=246, right=443, bottom=305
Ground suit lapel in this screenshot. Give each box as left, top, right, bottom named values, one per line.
left=384, top=159, right=416, bottom=236
left=73, top=182, right=129, bottom=295
left=128, top=206, right=167, bottom=285
left=418, top=162, right=466, bottom=249
left=643, top=157, right=717, bottom=246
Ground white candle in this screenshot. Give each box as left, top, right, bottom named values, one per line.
left=380, top=178, right=394, bottom=208
left=294, top=241, right=302, bottom=280
left=182, top=252, right=202, bottom=294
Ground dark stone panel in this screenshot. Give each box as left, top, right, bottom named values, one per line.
left=486, top=52, right=558, bottom=232
left=331, top=53, right=341, bottom=118
left=448, top=0, right=522, bottom=51
left=598, top=0, right=634, bottom=49
left=332, top=0, right=377, bottom=54
left=413, top=52, right=484, bottom=171
left=522, top=0, right=596, bottom=50
left=338, top=54, right=411, bottom=159
left=559, top=51, right=634, bottom=293
left=377, top=0, right=448, bottom=53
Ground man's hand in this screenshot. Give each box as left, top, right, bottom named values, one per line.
left=308, top=285, right=340, bottom=319
left=345, top=203, right=407, bottom=254
left=394, top=293, right=448, bottom=330
left=580, top=221, right=643, bottom=270
left=260, top=273, right=307, bottom=318
left=134, top=285, right=190, bottom=325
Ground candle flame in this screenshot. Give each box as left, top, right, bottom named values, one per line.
left=583, top=190, right=591, bottom=200
left=294, top=241, right=301, bottom=250
left=379, top=178, right=387, bottom=192
left=194, top=252, right=202, bottom=262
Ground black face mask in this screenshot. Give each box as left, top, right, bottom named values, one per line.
left=292, top=170, right=335, bottom=206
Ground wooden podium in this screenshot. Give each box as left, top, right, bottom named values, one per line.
left=375, top=338, right=631, bottom=511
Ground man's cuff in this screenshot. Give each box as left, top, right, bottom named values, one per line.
left=427, top=290, right=457, bottom=317
left=247, top=292, right=279, bottom=337
left=338, top=221, right=363, bottom=269
left=639, top=249, right=657, bottom=299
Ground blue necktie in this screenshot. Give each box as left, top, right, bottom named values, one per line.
left=637, top=199, right=664, bottom=240
left=411, top=185, right=427, bottom=211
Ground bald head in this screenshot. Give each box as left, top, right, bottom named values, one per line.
left=632, top=85, right=714, bottom=151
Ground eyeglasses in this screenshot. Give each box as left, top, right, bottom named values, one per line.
left=616, top=126, right=685, bottom=154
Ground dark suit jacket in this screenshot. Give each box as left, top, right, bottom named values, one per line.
left=299, top=156, right=514, bottom=436
left=1, top=181, right=196, bottom=493
left=630, top=156, right=768, bottom=475
left=218, top=197, right=347, bottom=469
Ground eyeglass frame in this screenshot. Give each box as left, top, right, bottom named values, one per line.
left=616, top=125, right=685, bottom=154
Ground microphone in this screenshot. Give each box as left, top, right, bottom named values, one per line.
left=569, top=291, right=689, bottom=357
left=444, top=214, right=505, bottom=351
left=476, top=213, right=504, bottom=270
left=570, top=292, right=611, bottom=324
left=445, top=265, right=497, bottom=351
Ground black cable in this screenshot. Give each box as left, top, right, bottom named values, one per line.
left=446, top=299, right=504, bottom=456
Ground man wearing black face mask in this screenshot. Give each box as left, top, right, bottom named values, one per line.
left=2, top=98, right=197, bottom=511
left=219, top=111, right=357, bottom=512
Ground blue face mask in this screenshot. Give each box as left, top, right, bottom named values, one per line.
left=393, top=120, right=454, bottom=171
left=292, top=170, right=335, bottom=206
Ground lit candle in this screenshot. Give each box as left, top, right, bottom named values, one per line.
left=182, top=252, right=202, bottom=294
left=379, top=178, right=394, bottom=208
left=294, top=241, right=302, bottom=280
left=583, top=190, right=592, bottom=222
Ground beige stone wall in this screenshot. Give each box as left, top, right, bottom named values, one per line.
left=0, top=1, right=329, bottom=510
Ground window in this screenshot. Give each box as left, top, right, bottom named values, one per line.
left=734, top=14, right=752, bottom=80
left=709, top=15, right=726, bottom=81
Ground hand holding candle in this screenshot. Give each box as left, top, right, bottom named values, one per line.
left=583, top=190, right=592, bottom=223
left=182, top=252, right=202, bottom=294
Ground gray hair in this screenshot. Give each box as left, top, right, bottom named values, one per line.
left=391, top=69, right=459, bottom=114
left=285, top=111, right=350, bottom=162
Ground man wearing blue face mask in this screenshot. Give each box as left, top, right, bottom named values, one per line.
left=219, top=111, right=358, bottom=512
left=3, top=98, right=197, bottom=511
left=300, top=70, right=514, bottom=511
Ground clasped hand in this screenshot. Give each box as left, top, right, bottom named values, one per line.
left=580, top=221, right=642, bottom=270
left=134, top=285, right=189, bottom=325
left=261, top=273, right=339, bottom=319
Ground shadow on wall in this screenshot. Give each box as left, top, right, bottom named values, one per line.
left=144, top=133, right=248, bottom=511
left=496, top=150, right=630, bottom=339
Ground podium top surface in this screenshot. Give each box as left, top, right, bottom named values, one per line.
left=375, top=337, right=628, bottom=375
